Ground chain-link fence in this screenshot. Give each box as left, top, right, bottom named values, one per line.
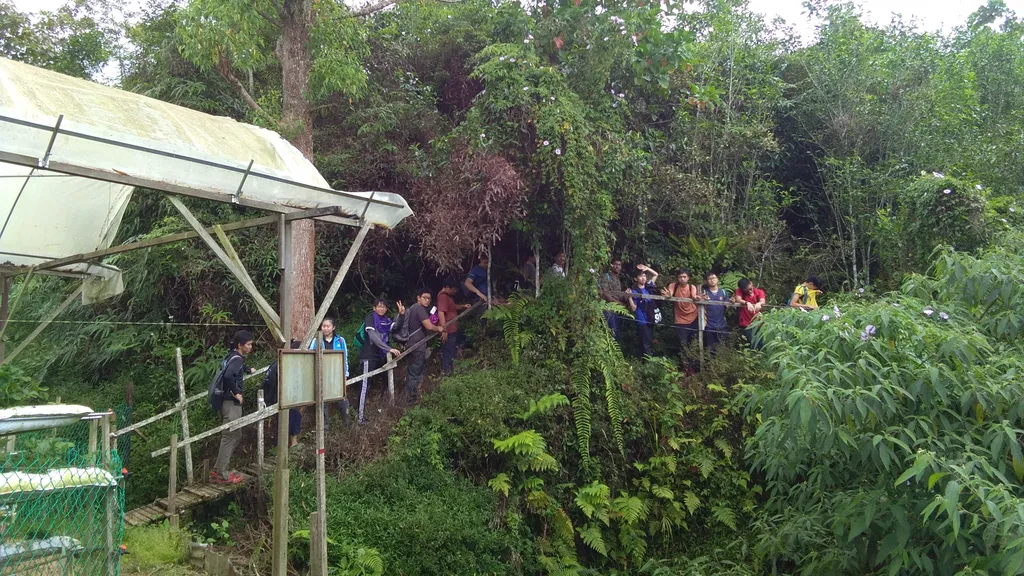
left=0, top=416, right=124, bottom=576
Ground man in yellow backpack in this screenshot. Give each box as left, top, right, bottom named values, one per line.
left=789, top=276, right=822, bottom=310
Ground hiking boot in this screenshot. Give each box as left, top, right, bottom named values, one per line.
left=210, top=471, right=242, bottom=485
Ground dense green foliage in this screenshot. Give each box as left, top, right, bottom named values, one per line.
left=746, top=232, right=1024, bottom=574
left=3, top=0, right=1024, bottom=573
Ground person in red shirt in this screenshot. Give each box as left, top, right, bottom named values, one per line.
left=437, top=277, right=470, bottom=376
left=732, top=277, right=766, bottom=349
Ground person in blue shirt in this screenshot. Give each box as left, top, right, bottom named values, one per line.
left=702, top=272, right=731, bottom=357
left=626, top=264, right=659, bottom=358
left=463, top=254, right=490, bottom=329
left=308, top=317, right=350, bottom=426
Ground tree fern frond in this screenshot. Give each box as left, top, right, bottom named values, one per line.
left=570, top=360, right=592, bottom=468
left=488, top=473, right=511, bottom=497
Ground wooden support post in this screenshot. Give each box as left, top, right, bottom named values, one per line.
left=102, top=414, right=116, bottom=576
left=486, top=244, right=492, bottom=311
left=313, top=332, right=328, bottom=576
left=534, top=245, right=540, bottom=298
left=256, top=389, right=265, bottom=477
left=309, top=511, right=323, bottom=576
left=2, top=284, right=82, bottom=366
left=386, top=352, right=395, bottom=404
left=4, top=436, right=13, bottom=453
left=168, top=434, right=179, bottom=530
left=301, top=221, right=372, bottom=347
left=175, top=348, right=194, bottom=485
left=88, top=419, right=98, bottom=462
left=167, top=196, right=283, bottom=342
left=271, top=216, right=291, bottom=576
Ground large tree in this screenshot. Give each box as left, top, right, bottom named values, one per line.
left=176, top=0, right=389, bottom=337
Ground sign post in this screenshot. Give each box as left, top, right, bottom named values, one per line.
left=313, top=331, right=328, bottom=576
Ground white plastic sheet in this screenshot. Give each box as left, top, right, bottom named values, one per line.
left=0, top=57, right=412, bottom=303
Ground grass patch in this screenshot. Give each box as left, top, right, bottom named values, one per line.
left=121, top=523, right=189, bottom=572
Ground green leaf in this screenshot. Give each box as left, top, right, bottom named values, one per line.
left=944, top=480, right=961, bottom=538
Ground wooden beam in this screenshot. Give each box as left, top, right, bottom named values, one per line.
left=214, top=224, right=285, bottom=344
left=150, top=404, right=279, bottom=457
left=167, top=434, right=179, bottom=529
left=301, top=221, right=373, bottom=347
left=168, top=196, right=283, bottom=342
left=2, top=284, right=82, bottom=365
left=115, top=367, right=267, bottom=437
left=36, top=216, right=278, bottom=273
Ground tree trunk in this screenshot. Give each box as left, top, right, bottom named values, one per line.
left=278, top=0, right=316, bottom=338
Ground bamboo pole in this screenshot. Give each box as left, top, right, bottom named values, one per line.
left=174, top=348, right=194, bottom=484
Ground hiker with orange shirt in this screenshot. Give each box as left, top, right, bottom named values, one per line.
left=661, top=269, right=702, bottom=355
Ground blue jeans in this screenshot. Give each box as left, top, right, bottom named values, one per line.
left=743, top=327, right=762, bottom=350
left=441, top=333, right=457, bottom=375
left=604, top=310, right=620, bottom=341
left=405, top=349, right=427, bottom=403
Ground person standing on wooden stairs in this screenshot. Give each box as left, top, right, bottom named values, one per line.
left=308, top=318, right=350, bottom=426
left=355, top=298, right=404, bottom=423
left=211, top=330, right=255, bottom=484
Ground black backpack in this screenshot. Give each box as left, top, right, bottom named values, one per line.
left=208, top=354, right=242, bottom=411
left=391, top=313, right=410, bottom=345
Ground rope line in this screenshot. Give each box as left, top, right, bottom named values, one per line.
left=1, top=319, right=264, bottom=327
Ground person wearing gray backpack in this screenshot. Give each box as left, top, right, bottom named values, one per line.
left=209, top=331, right=255, bottom=484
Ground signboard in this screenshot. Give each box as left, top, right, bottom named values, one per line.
left=278, top=349, right=347, bottom=408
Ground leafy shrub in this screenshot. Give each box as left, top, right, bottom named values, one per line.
left=745, top=234, right=1024, bottom=574
left=892, top=174, right=988, bottom=271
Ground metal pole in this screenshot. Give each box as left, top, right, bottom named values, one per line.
left=272, top=216, right=291, bottom=576
left=174, top=348, right=194, bottom=484
left=0, top=276, right=8, bottom=362
left=313, top=331, right=328, bottom=576
left=102, top=413, right=115, bottom=576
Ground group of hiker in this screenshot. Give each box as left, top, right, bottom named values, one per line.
left=596, top=258, right=823, bottom=358
left=207, top=261, right=498, bottom=484
left=205, top=250, right=823, bottom=484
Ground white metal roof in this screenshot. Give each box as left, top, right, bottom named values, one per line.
left=0, top=57, right=411, bottom=303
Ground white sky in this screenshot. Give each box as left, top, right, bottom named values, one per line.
left=13, top=0, right=1024, bottom=40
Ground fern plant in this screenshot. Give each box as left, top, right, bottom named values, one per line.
left=483, top=292, right=532, bottom=365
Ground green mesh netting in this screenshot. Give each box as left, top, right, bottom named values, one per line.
left=0, top=417, right=124, bottom=576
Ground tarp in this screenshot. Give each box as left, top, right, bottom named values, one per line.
left=0, top=57, right=412, bottom=303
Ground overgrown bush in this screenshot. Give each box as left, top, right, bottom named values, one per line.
left=745, top=232, right=1024, bottom=574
